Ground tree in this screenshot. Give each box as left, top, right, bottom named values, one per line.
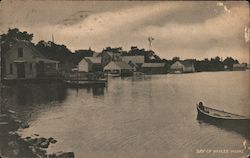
left=1, top=28, right=33, bottom=53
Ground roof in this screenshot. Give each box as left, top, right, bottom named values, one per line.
left=6, top=40, right=59, bottom=63
left=92, top=52, right=101, bottom=57
left=85, top=57, right=101, bottom=64
left=122, top=56, right=145, bottom=64
left=104, top=61, right=133, bottom=70
left=233, top=63, right=246, bottom=68
left=181, top=60, right=194, bottom=67
left=142, top=63, right=165, bottom=68
left=115, top=61, right=133, bottom=69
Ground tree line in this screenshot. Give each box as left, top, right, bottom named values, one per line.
left=1, top=28, right=244, bottom=72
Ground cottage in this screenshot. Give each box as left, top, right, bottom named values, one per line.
left=78, top=57, right=103, bottom=72
left=4, top=40, right=59, bottom=79
left=104, top=61, right=133, bottom=76
left=140, top=63, right=167, bottom=74
left=170, top=61, right=195, bottom=73
left=233, top=63, right=247, bottom=71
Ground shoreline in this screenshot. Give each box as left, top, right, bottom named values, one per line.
left=0, top=108, right=74, bottom=158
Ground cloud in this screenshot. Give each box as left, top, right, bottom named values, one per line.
left=1, top=1, right=249, bottom=62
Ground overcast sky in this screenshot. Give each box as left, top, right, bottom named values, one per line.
left=0, top=0, right=249, bottom=62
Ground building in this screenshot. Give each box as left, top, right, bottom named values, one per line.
left=78, top=57, right=103, bottom=72
left=122, top=56, right=145, bottom=65
left=104, top=61, right=133, bottom=76
left=233, top=63, right=247, bottom=71
left=140, top=63, right=167, bottom=74
left=122, top=55, right=145, bottom=71
left=4, top=40, right=59, bottom=79
left=97, top=51, right=122, bottom=66
left=170, top=61, right=195, bottom=73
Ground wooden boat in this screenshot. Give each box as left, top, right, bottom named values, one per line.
left=196, top=102, right=250, bottom=129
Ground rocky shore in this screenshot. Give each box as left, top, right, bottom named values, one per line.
left=0, top=108, right=74, bottom=158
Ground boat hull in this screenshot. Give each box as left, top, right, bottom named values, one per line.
left=197, top=105, right=250, bottom=137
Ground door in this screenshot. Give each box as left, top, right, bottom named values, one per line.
left=16, top=62, right=25, bottom=78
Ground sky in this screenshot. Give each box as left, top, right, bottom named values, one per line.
left=0, top=0, right=249, bottom=63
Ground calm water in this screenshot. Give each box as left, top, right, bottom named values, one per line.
left=2, top=71, right=250, bottom=158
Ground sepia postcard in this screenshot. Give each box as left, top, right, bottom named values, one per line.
left=0, top=0, right=249, bottom=158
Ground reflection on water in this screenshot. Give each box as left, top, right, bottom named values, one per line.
left=1, top=71, right=249, bottom=158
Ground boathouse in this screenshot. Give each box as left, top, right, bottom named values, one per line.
left=140, top=63, right=167, bottom=74
left=170, top=61, right=195, bottom=73
left=4, top=40, right=59, bottom=79
left=78, top=57, right=103, bottom=72
left=232, top=63, right=247, bottom=71
left=104, top=61, right=133, bottom=76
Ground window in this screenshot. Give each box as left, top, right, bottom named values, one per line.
left=29, top=63, right=33, bottom=73
left=18, top=48, right=23, bottom=57
left=9, top=63, right=13, bottom=74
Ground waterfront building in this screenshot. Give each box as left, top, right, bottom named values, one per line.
left=232, top=63, right=247, bottom=71
left=140, top=63, right=167, bottom=74
left=104, top=61, right=133, bottom=76
left=97, top=51, right=122, bottom=66
left=78, top=57, right=103, bottom=72
left=4, top=40, right=59, bottom=79
left=170, top=60, right=195, bottom=73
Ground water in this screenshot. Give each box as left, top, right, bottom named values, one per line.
left=1, top=71, right=250, bottom=158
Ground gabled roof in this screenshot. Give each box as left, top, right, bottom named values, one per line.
left=180, top=60, right=194, bottom=67
left=142, top=63, right=165, bottom=68
left=104, top=61, right=133, bottom=70
left=85, top=57, right=101, bottom=64
left=115, top=61, right=133, bottom=69
left=122, top=55, right=145, bottom=64
left=6, top=40, right=59, bottom=63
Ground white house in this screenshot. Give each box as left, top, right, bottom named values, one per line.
left=170, top=61, right=195, bottom=73
left=4, top=40, right=59, bottom=79
left=78, top=57, right=102, bottom=72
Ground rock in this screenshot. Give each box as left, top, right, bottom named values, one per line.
left=14, top=119, right=22, bottom=124
left=48, top=137, right=57, bottom=144
left=50, top=139, right=57, bottom=144
left=20, top=121, right=29, bottom=129
left=8, top=131, right=18, bottom=137
left=39, top=140, right=50, bottom=148
left=48, top=152, right=74, bottom=158
left=34, top=134, right=39, bottom=136
left=35, top=137, right=47, bottom=146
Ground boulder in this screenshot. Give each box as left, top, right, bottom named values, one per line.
left=50, top=139, right=57, bottom=144
left=35, top=137, right=47, bottom=146
left=20, top=121, right=29, bottom=129
left=48, top=137, right=57, bottom=144
left=39, top=140, right=50, bottom=148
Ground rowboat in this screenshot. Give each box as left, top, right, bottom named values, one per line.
left=196, top=102, right=250, bottom=129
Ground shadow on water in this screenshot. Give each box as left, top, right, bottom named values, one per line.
left=1, top=83, right=67, bottom=121
left=196, top=116, right=250, bottom=140
left=68, top=85, right=106, bottom=97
